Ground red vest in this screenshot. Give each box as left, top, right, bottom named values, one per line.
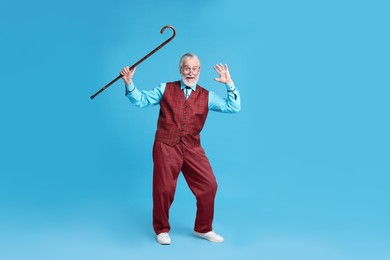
left=155, top=81, right=209, bottom=147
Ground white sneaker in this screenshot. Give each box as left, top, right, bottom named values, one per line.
left=156, top=232, right=171, bottom=245
left=194, top=231, right=224, bottom=243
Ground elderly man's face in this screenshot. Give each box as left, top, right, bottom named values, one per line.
left=180, top=57, right=200, bottom=86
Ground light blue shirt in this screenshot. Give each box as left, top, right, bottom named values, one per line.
left=125, top=80, right=241, bottom=113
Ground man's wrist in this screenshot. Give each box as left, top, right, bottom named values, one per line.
left=125, top=79, right=133, bottom=86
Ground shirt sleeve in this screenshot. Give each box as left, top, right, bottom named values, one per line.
left=125, top=82, right=166, bottom=108
left=208, top=82, right=241, bottom=113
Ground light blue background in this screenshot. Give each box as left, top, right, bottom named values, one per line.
left=1, top=0, right=389, bottom=259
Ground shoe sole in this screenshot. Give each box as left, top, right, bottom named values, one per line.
left=194, top=231, right=224, bottom=243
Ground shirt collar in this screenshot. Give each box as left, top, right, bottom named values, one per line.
left=180, top=80, right=197, bottom=91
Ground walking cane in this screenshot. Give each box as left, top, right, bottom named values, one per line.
left=90, top=25, right=176, bottom=100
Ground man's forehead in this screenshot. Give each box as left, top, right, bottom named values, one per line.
left=183, top=57, right=200, bottom=66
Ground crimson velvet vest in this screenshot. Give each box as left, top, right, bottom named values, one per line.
left=155, top=81, right=209, bottom=148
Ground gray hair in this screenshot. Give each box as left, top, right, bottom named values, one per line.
left=179, top=53, right=201, bottom=69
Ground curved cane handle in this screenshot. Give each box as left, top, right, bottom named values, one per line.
left=160, top=25, right=176, bottom=39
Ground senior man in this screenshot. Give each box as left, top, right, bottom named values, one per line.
left=120, top=53, right=240, bottom=245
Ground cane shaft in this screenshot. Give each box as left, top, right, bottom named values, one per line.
left=90, top=25, right=176, bottom=100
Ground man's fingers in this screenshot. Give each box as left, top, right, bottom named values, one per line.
left=121, top=67, right=127, bottom=74
left=120, top=66, right=136, bottom=76
left=215, top=63, right=223, bottom=71
left=214, top=63, right=229, bottom=74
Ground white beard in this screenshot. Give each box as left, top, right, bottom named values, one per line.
left=182, top=75, right=199, bottom=87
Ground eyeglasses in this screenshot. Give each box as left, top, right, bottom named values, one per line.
left=181, top=66, right=199, bottom=73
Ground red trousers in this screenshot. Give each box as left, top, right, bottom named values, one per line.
left=152, top=141, right=218, bottom=234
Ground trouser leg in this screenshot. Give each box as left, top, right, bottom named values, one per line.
left=152, top=141, right=183, bottom=234
left=181, top=145, right=218, bottom=233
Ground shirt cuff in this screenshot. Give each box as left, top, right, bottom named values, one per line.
left=225, top=82, right=237, bottom=100
left=225, top=82, right=236, bottom=92
left=125, top=82, right=136, bottom=94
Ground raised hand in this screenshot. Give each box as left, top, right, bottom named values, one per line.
left=120, top=66, right=137, bottom=86
left=213, top=63, right=232, bottom=84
